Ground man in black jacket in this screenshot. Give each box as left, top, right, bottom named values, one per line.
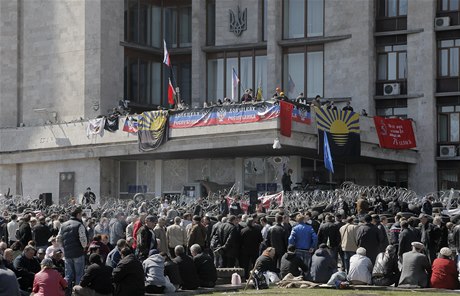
left=239, top=218, right=263, bottom=279
left=33, top=216, right=52, bottom=250
left=420, top=214, right=441, bottom=264
left=136, top=215, right=157, bottom=261
left=215, top=215, right=239, bottom=267
left=280, top=245, right=308, bottom=279
left=73, top=253, right=113, bottom=296
left=317, top=214, right=341, bottom=262
left=17, top=214, right=32, bottom=249
left=13, top=245, right=40, bottom=292
left=190, top=244, right=217, bottom=287
left=112, top=247, right=145, bottom=296
left=266, top=215, right=287, bottom=268
left=398, top=220, right=417, bottom=259
left=173, top=245, right=199, bottom=290
left=356, top=214, right=381, bottom=265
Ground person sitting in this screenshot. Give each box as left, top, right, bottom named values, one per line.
left=347, top=247, right=372, bottom=285
left=173, top=245, right=199, bottom=290
left=398, top=242, right=431, bottom=288
left=143, top=249, right=167, bottom=294
left=280, top=245, right=308, bottom=279
left=51, top=249, right=65, bottom=278
left=73, top=253, right=113, bottom=296
left=106, top=239, right=126, bottom=269
left=190, top=244, right=217, bottom=288
left=0, top=253, right=21, bottom=296
left=309, top=243, right=337, bottom=283
left=430, top=247, right=458, bottom=289
left=32, top=258, right=67, bottom=296
left=3, top=248, right=16, bottom=272
left=112, top=247, right=145, bottom=296
left=254, top=247, right=280, bottom=284
left=13, top=245, right=41, bottom=292
left=161, top=252, right=182, bottom=291
left=372, top=244, right=400, bottom=286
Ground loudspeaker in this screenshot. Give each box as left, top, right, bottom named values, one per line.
left=39, top=193, right=52, bottom=206
left=249, top=191, right=258, bottom=205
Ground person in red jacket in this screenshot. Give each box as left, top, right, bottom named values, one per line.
left=430, top=247, right=459, bottom=289
left=32, top=258, right=67, bottom=296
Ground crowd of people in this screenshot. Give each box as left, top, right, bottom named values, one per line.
left=0, top=193, right=459, bottom=295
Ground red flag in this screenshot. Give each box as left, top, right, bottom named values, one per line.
left=168, top=78, right=176, bottom=105
left=374, top=116, right=416, bottom=149
left=279, top=100, right=293, bottom=137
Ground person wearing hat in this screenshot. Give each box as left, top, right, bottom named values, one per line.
left=310, top=243, right=337, bottom=283
left=347, top=247, right=372, bottom=285
left=419, top=213, right=441, bottom=264
left=398, top=242, right=431, bottom=288
left=32, top=258, right=67, bottom=296
left=13, top=245, right=41, bottom=292
left=136, top=215, right=158, bottom=261
left=74, top=253, right=113, bottom=296
left=430, top=247, right=459, bottom=289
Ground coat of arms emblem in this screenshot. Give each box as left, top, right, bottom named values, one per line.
left=229, top=6, right=247, bottom=37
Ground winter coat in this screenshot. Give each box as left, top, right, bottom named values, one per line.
left=318, top=222, right=341, bottom=249
left=32, top=223, right=52, bottom=247
left=288, top=222, right=318, bottom=250
left=356, top=223, right=381, bottom=264
left=80, top=263, right=113, bottom=294
left=173, top=254, right=199, bottom=290
left=193, top=252, right=217, bottom=285
left=280, top=252, right=307, bottom=279
left=266, top=224, right=287, bottom=257
left=17, top=221, right=32, bottom=247
left=216, top=222, right=239, bottom=257
left=240, top=224, right=263, bottom=256
left=187, top=223, right=207, bottom=249
left=13, top=254, right=41, bottom=291
left=254, top=254, right=280, bottom=274
left=398, top=228, right=418, bottom=258
left=399, top=251, right=430, bottom=287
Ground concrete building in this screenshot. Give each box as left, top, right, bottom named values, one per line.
left=0, top=0, right=454, bottom=204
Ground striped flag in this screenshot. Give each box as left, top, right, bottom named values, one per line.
left=168, top=78, right=176, bottom=105
left=231, top=68, right=239, bottom=101
left=163, top=40, right=171, bottom=67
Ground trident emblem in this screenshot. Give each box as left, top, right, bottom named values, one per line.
left=229, top=6, right=247, bottom=37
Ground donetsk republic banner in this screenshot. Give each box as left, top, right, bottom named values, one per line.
left=315, top=107, right=361, bottom=157
left=169, top=102, right=311, bottom=128
left=373, top=116, right=416, bottom=149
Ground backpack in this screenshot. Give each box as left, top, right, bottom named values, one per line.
left=252, top=270, right=269, bottom=290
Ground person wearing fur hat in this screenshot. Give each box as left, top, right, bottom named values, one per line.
left=430, top=247, right=459, bottom=289
left=398, top=242, right=431, bottom=288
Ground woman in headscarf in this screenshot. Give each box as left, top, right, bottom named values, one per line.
left=430, top=247, right=459, bottom=289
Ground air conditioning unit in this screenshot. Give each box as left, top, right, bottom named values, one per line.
left=440, top=145, right=457, bottom=157
left=383, top=83, right=400, bottom=96
left=435, top=17, right=450, bottom=28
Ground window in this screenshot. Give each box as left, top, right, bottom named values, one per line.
left=439, top=168, right=460, bottom=190
left=283, top=46, right=323, bottom=99
left=206, top=0, right=216, bottom=45
left=441, top=0, right=459, bottom=11
left=438, top=39, right=460, bottom=77
left=206, top=51, right=268, bottom=101
left=376, top=99, right=407, bottom=118
left=164, top=5, right=192, bottom=48
left=377, top=0, right=408, bottom=17
left=377, top=170, right=408, bottom=187
left=283, top=0, right=324, bottom=39
left=438, top=104, right=460, bottom=142
left=377, top=45, right=407, bottom=81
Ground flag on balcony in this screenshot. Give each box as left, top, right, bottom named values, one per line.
left=374, top=116, right=416, bottom=149
left=138, top=110, right=169, bottom=151
left=280, top=100, right=294, bottom=137
left=231, top=68, right=239, bottom=101
left=287, top=74, right=296, bottom=95
left=315, top=107, right=360, bottom=157
left=123, top=115, right=139, bottom=134
left=168, top=78, right=176, bottom=106
left=86, top=117, right=106, bottom=138
left=163, top=40, right=171, bottom=67
left=256, top=85, right=263, bottom=101
left=323, top=130, right=334, bottom=173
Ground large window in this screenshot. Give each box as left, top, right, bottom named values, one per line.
left=438, top=39, right=460, bottom=77
left=283, top=46, right=323, bottom=99
left=283, top=0, right=323, bottom=39
left=377, top=0, right=408, bottom=17
left=164, top=5, right=192, bottom=48
left=439, top=169, right=460, bottom=190
left=376, top=99, right=407, bottom=118
left=207, top=51, right=267, bottom=101
left=377, top=170, right=408, bottom=188
left=440, top=0, right=459, bottom=11
left=377, top=45, right=407, bottom=81
left=438, top=104, right=460, bottom=143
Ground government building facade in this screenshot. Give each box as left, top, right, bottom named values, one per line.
left=0, top=0, right=455, bottom=203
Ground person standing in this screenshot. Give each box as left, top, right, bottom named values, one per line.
left=214, top=215, right=239, bottom=268
left=266, top=215, right=287, bottom=268
left=7, top=214, right=19, bottom=247
left=82, top=187, right=96, bottom=205
left=136, top=215, right=158, bottom=262
left=154, top=217, right=168, bottom=254
left=239, top=218, right=263, bottom=279
left=339, top=216, right=359, bottom=273
left=57, top=207, right=87, bottom=294
left=109, top=213, right=126, bottom=247
left=281, top=169, right=293, bottom=192
left=356, top=214, right=381, bottom=265
left=419, top=214, right=441, bottom=264
left=166, top=216, right=187, bottom=258
left=187, top=216, right=207, bottom=252
left=317, top=214, right=341, bottom=262
left=17, top=214, right=32, bottom=249
left=33, top=216, right=52, bottom=251
left=288, top=214, right=318, bottom=271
